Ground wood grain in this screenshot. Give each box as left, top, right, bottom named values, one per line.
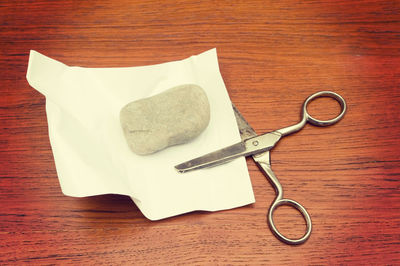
left=1, top=0, right=399, bottom=264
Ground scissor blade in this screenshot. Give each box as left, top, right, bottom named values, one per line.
left=175, top=103, right=282, bottom=173
left=175, top=104, right=254, bottom=173
left=232, top=103, right=258, bottom=141
left=175, top=131, right=281, bottom=173
left=175, top=141, right=246, bottom=173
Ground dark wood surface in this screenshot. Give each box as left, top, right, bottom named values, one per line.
left=1, top=0, right=399, bottom=264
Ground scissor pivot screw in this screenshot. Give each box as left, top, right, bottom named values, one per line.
left=253, top=140, right=259, bottom=146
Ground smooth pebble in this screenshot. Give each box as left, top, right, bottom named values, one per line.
left=120, top=84, right=210, bottom=155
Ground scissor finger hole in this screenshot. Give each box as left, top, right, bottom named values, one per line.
left=268, top=199, right=312, bottom=244
left=270, top=204, right=308, bottom=240
left=303, top=91, right=346, bottom=126
left=306, top=97, right=343, bottom=122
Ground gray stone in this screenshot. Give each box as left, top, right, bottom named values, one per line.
left=120, top=84, right=210, bottom=155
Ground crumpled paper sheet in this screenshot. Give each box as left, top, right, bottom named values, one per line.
left=26, top=49, right=255, bottom=220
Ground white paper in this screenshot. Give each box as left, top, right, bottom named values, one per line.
left=26, top=49, right=255, bottom=220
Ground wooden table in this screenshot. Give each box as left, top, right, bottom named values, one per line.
left=1, top=1, right=399, bottom=264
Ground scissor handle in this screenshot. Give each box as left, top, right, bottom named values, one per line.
left=303, top=91, right=347, bottom=126
left=268, top=198, right=312, bottom=245
left=277, top=91, right=347, bottom=136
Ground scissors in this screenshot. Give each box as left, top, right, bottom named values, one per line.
left=175, top=91, right=347, bottom=245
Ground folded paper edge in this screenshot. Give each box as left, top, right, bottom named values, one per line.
left=26, top=50, right=68, bottom=98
